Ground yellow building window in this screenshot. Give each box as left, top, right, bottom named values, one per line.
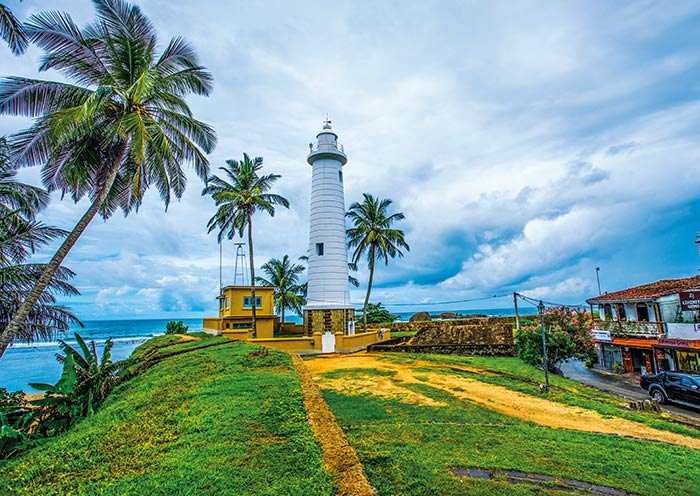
left=226, top=297, right=230, bottom=309
left=243, top=296, right=262, bottom=308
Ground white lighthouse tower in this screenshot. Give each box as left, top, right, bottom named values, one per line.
left=304, top=119, right=354, bottom=335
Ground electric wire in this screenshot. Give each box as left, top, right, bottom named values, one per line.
left=388, top=293, right=512, bottom=307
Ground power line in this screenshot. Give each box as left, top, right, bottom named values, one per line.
left=386, top=293, right=512, bottom=307
left=515, top=292, right=585, bottom=309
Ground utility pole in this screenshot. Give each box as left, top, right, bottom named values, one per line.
left=513, top=292, right=520, bottom=329
left=538, top=300, right=549, bottom=389
left=695, top=232, right=700, bottom=272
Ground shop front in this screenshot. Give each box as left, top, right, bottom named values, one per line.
left=654, top=337, right=700, bottom=373
left=594, top=336, right=656, bottom=374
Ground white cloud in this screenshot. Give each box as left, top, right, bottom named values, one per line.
left=2, top=0, right=699, bottom=317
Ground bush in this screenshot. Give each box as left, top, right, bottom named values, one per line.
left=515, top=307, right=595, bottom=371
left=359, top=302, right=398, bottom=324
left=165, top=320, right=189, bottom=334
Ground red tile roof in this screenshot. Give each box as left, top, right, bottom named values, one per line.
left=587, top=276, right=700, bottom=303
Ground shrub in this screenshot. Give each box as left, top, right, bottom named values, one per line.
left=515, top=307, right=595, bottom=371
left=359, top=302, right=398, bottom=324
left=165, top=320, right=189, bottom=334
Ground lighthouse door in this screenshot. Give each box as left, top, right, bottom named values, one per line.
left=321, top=331, right=336, bottom=353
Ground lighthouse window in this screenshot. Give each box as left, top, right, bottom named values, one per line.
left=316, top=243, right=324, bottom=256
left=339, top=170, right=343, bottom=183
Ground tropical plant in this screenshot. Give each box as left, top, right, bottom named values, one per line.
left=256, top=255, right=306, bottom=323
left=165, top=320, right=189, bottom=334
left=346, top=193, right=409, bottom=331
left=514, top=307, right=595, bottom=371
left=1, top=140, right=82, bottom=345
left=31, top=333, right=129, bottom=424
left=359, top=302, right=398, bottom=324
left=203, top=154, right=289, bottom=337
left=0, top=2, right=28, bottom=55
left=0, top=0, right=216, bottom=359
left=0, top=387, right=32, bottom=459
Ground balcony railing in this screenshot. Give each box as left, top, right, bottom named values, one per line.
left=310, top=142, right=345, bottom=154
left=594, top=320, right=664, bottom=337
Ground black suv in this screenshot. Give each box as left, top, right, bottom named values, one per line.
left=640, top=371, right=700, bottom=407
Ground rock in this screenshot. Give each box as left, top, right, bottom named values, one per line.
left=435, top=312, right=489, bottom=320
left=409, top=311, right=432, bottom=322
left=436, top=312, right=461, bottom=319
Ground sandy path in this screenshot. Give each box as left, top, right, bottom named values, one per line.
left=292, top=355, right=374, bottom=496
left=305, top=353, right=700, bottom=449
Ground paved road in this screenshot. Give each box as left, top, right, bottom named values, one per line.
left=559, top=360, right=700, bottom=424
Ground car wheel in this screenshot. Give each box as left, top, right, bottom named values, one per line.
left=651, top=389, right=666, bottom=404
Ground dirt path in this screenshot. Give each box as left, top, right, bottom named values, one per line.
left=305, top=353, right=700, bottom=450
left=291, top=355, right=375, bottom=496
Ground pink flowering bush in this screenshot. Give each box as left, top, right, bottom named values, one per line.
left=515, top=307, right=595, bottom=371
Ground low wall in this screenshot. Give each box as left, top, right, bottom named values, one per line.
left=366, top=316, right=519, bottom=335
left=336, top=330, right=390, bottom=353
left=366, top=317, right=515, bottom=356
left=221, top=329, right=251, bottom=341
left=203, top=318, right=222, bottom=331
left=368, top=343, right=514, bottom=356
left=280, top=323, right=305, bottom=335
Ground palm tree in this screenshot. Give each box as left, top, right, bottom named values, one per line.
left=346, top=193, right=410, bottom=331
left=256, top=255, right=306, bottom=325
left=203, top=154, right=289, bottom=337
left=0, top=0, right=215, bottom=359
left=0, top=2, right=28, bottom=55
left=1, top=140, right=82, bottom=345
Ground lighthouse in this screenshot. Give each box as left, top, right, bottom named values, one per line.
left=304, top=120, right=354, bottom=335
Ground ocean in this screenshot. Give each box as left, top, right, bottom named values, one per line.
left=0, top=318, right=205, bottom=393
left=0, top=307, right=534, bottom=393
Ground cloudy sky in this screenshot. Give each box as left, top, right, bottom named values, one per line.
left=2, top=0, right=699, bottom=320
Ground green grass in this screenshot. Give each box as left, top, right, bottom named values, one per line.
left=389, top=331, right=417, bottom=338
left=317, top=358, right=700, bottom=496
left=0, top=341, right=334, bottom=495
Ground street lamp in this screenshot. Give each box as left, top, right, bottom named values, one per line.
left=695, top=232, right=700, bottom=272
left=538, top=300, right=549, bottom=389
left=595, top=267, right=601, bottom=296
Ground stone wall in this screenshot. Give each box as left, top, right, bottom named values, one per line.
left=304, top=309, right=355, bottom=335
left=366, top=317, right=517, bottom=356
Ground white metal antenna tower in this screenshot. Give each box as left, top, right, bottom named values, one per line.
left=233, top=242, right=249, bottom=286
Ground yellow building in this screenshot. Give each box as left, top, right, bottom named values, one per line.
left=202, top=286, right=279, bottom=339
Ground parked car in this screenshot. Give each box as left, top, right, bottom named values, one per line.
left=640, top=371, right=700, bottom=407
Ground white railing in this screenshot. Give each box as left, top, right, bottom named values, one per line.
left=594, top=320, right=663, bottom=337
left=310, top=142, right=345, bottom=154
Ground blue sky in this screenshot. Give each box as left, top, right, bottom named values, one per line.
left=2, top=0, right=700, bottom=320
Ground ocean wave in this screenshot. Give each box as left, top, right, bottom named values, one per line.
left=9, top=335, right=154, bottom=349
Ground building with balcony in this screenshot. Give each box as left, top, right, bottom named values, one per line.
left=587, top=276, right=700, bottom=374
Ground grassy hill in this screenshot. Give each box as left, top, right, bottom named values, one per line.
left=0, top=337, right=334, bottom=496
left=4, top=336, right=700, bottom=496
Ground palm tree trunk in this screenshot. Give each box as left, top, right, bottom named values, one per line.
left=0, top=151, right=125, bottom=359
left=363, top=245, right=375, bottom=332
left=247, top=214, right=257, bottom=338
